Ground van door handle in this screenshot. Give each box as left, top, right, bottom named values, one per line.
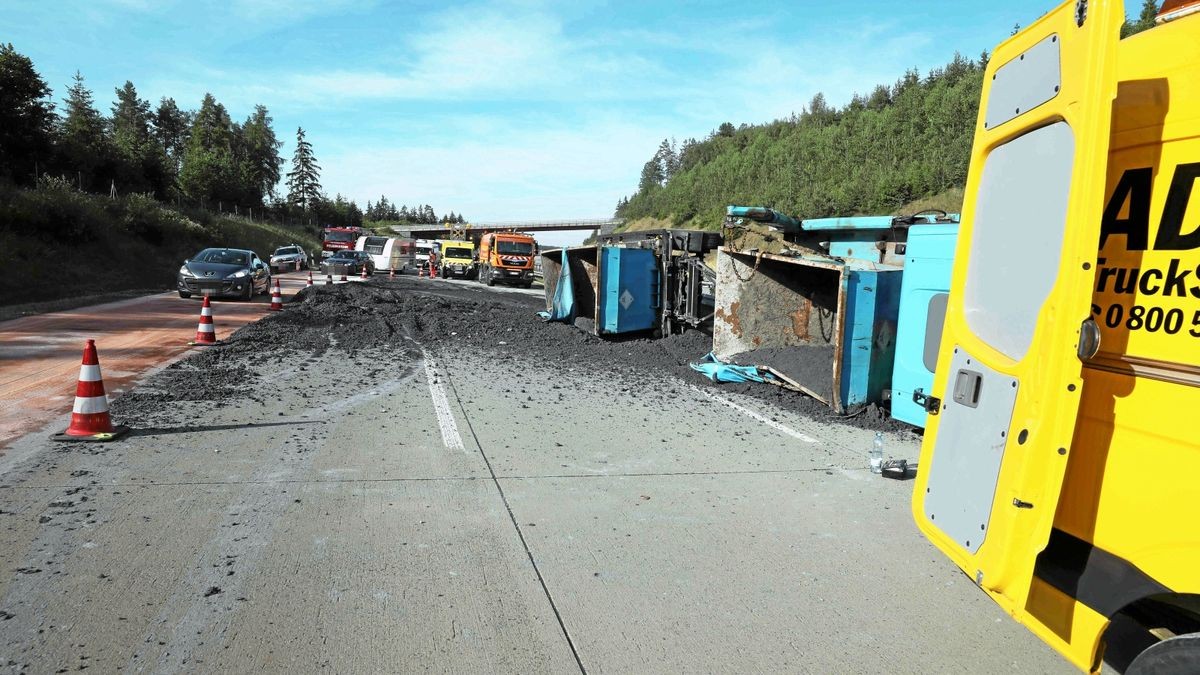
left=952, top=369, right=983, bottom=408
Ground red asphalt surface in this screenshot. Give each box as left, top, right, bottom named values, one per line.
left=0, top=271, right=334, bottom=452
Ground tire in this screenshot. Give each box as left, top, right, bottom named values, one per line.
left=178, top=290, right=191, bottom=299
left=522, top=281, right=533, bottom=289
left=1127, top=633, right=1200, bottom=675
left=486, top=267, right=495, bottom=287
left=243, top=281, right=254, bottom=301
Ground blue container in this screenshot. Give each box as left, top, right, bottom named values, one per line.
left=598, top=247, right=658, bottom=334
left=891, top=223, right=960, bottom=428
left=840, top=266, right=903, bottom=411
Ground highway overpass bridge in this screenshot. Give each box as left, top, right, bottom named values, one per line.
left=391, top=218, right=624, bottom=242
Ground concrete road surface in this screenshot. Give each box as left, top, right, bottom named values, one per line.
left=0, top=281, right=1074, bottom=673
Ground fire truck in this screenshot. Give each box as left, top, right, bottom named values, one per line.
left=320, top=226, right=364, bottom=260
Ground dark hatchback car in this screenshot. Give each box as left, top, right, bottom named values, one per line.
left=177, top=248, right=271, bottom=300
left=319, top=250, right=375, bottom=277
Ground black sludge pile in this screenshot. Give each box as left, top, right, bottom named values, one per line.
left=117, top=280, right=909, bottom=432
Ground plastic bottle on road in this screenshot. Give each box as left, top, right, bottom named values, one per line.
left=869, top=432, right=884, bottom=474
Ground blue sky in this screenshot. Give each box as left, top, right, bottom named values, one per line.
left=2, top=0, right=1148, bottom=245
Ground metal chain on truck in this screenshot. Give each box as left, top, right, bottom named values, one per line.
left=723, top=223, right=765, bottom=283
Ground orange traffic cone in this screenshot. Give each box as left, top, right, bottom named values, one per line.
left=360, top=264, right=369, bottom=280
left=325, top=273, right=333, bottom=286
left=389, top=267, right=395, bottom=279
left=418, top=265, right=426, bottom=278
left=52, top=339, right=129, bottom=441
left=269, top=279, right=283, bottom=311
left=339, top=270, right=348, bottom=282
left=306, top=271, right=314, bottom=287
left=190, top=296, right=217, bottom=345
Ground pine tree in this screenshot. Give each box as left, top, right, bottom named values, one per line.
left=179, top=93, right=241, bottom=203
left=638, top=155, right=664, bottom=192
left=805, top=93, right=835, bottom=125
left=286, top=127, right=321, bottom=211
left=153, top=97, right=191, bottom=170
left=110, top=80, right=172, bottom=196
left=240, top=105, right=283, bottom=204
left=0, top=42, right=55, bottom=184
left=657, top=138, right=678, bottom=181
left=189, top=93, right=234, bottom=153
left=423, top=205, right=436, bottom=223
left=1133, top=0, right=1159, bottom=34
left=58, top=71, right=111, bottom=190
left=111, top=81, right=152, bottom=150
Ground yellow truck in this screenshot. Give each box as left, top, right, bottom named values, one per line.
left=912, top=1, right=1200, bottom=672
left=438, top=240, right=476, bottom=279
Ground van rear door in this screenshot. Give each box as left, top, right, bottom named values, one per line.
left=912, top=0, right=1121, bottom=617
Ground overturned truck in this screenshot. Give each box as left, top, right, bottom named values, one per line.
left=714, top=208, right=959, bottom=417
left=540, top=229, right=722, bottom=336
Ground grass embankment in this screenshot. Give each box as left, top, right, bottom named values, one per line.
left=0, top=179, right=320, bottom=306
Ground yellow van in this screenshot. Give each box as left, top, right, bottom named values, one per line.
left=438, top=240, right=476, bottom=279
left=912, top=1, right=1200, bottom=672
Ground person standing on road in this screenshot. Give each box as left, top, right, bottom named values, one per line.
left=428, top=248, right=439, bottom=275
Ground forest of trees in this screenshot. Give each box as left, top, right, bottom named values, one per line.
left=362, top=195, right=466, bottom=225
left=0, top=42, right=463, bottom=230
left=616, top=53, right=985, bottom=227
left=616, top=1, right=1164, bottom=228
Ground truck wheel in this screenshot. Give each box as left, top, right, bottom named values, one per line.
left=486, top=268, right=496, bottom=287
left=1127, top=633, right=1200, bottom=675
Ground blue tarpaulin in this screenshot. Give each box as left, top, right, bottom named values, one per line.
left=537, top=248, right=575, bottom=322
left=689, top=352, right=776, bottom=384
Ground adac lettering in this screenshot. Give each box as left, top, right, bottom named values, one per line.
left=1099, top=162, right=1200, bottom=251
left=1096, top=162, right=1200, bottom=300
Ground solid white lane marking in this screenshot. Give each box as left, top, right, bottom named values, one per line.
left=691, top=385, right=818, bottom=444
left=423, top=354, right=466, bottom=452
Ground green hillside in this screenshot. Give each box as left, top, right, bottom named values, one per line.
left=616, top=54, right=986, bottom=229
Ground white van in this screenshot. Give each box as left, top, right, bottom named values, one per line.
left=414, top=239, right=439, bottom=271
left=356, top=236, right=416, bottom=275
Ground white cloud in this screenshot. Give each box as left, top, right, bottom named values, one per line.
left=136, top=0, right=955, bottom=225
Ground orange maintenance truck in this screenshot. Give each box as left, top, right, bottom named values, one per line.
left=476, top=232, right=537, bottom=288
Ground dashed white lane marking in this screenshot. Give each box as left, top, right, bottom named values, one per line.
left=691, top=385, right=818, bottom=444
left=423, top=353, right=466, bottom=452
